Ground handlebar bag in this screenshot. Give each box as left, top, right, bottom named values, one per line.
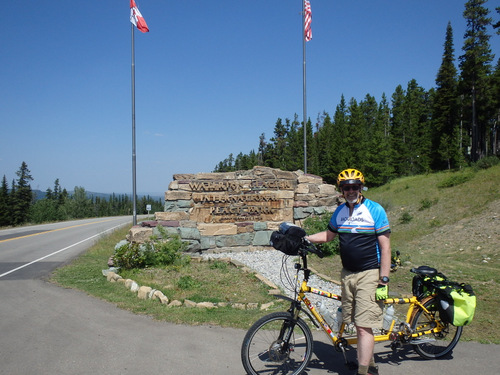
left=270, top=223, right=306, bottom=256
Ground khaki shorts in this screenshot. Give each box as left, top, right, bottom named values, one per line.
left=341, top=268, right=384, bottom=329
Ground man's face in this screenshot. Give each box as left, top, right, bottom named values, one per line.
left=342, top=184, right=362, bottom=204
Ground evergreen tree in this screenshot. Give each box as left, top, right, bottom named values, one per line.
left=358, top=94, right=379, bottom=173
left=330, top=95, right=350, bottom=179
left=309, top=114, right=322, bottom=176
left=293, top=117, right=312, bottom=172
left=459, top=0, right=494, bottom=161
left=316, top=112, right=336, bottom=183
left=365, top=94, right=394, bottom=185
left=391, top=85, right=409, bottom=175
left=234, top=152, right=246, bottom=170
left=258, top=133, right=267, bottom=166
left=53, top=179, right=66, bottom=207
left=391, top=81, right=432, bottom=175
left=347, top=97, right=364, bottom=170
left=304, top=117, right=315, bottom=174
left=408, top=80, right=433, bottom=174
left=268, top=118, right=289, bottom=170
left=12, top=162, right=33, bottom=225
left=492, top=6, right=499, bottom=33
left=433, top=22, right=462, bottom=169
left=284, top=116, right=304, bottom=171
left=0, top=176, right=10, bottom=226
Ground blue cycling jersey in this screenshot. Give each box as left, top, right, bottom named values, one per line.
left=327, top=197, right=391, bottom=272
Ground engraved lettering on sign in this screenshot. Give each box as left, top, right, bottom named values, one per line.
left=189, top=181, right=242, bottom=192
left=250, top=180, right=292, bottom=190
left=192, top=193, right=278, bottom=204
left=187, top=178, right=293, bottom=223
left=189, top=180, right=293, bottom=193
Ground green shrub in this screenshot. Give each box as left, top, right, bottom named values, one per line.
left=399, top=212, right=413, bottom=224
left=113, top=226, right=189, bottom=270
left=437, top=171, right=474, bottom=188
left=418, top=197, right=438, bottom=211
left=303, top=212, right=339, bottom=256
left=114, top=243, right=146, bottom=269
left=474, top=156, right=499, bottom=170
left=150, top=236, right=189, bottom=267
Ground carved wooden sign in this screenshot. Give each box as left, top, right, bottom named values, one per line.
left=166, top=168, right=297, bottom=224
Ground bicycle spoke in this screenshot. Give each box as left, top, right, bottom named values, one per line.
left=241, top=312, right=313, bottom=375
left=410, top=297, right=462, bottom=359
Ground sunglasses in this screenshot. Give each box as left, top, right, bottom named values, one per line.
left=342, top=185, right=361, bottom=192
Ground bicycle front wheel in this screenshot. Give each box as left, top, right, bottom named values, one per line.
left=410, top=296, right=463, bottom=359
left=241, top=312, right=314, bottom=375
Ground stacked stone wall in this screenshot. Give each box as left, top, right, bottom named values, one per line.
left=127, top=166, right=341, bottom=252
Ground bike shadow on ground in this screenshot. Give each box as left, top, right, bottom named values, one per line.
left=306, top=340, right=358, bottom=374
left=373, top=342, right=456, bottom=369
left=307, top=340, right=456, bottom=374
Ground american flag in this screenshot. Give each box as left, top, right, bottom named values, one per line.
left=304, top=0, right=312, bottom=41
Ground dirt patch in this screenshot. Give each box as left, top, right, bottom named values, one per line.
left=415, top=199, right=500, bottom=256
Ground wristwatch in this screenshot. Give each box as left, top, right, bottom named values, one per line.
left=380, top=276, right=390, bottom=283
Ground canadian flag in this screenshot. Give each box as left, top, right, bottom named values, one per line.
left=130, top=0, right=149, bottom=33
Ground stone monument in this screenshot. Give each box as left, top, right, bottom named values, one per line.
left=127, top=166, right=340, bottom=252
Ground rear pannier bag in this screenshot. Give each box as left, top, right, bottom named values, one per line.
left=436, top=283, right=476, bottom=327
left=270, top=222, right=306, bottom=256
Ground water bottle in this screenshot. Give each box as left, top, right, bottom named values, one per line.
left=383, top=304, right=395, bottom=331
left=317, top=300, right=336, bottom=328
left=335, top=306, right=343, bottom=332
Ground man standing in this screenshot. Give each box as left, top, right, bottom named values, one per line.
left=306, top=168, right=391, bottom=375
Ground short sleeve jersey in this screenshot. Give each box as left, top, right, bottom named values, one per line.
left=327, top=197, right=390, bottom=272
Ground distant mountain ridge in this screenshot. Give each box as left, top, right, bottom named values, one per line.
left=32, top=190, right=163, bottom=201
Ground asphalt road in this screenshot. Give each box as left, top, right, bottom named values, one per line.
left=0, top=218, right=498, bottom=374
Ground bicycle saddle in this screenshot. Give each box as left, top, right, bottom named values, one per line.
left=411, top=265, right=438, bottom=277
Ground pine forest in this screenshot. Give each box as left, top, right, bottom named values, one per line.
left=214, top=1, right=500, bottom=187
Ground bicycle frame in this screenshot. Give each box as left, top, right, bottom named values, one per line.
left=241, top=248, right=463, bottom=375
left=289, top=255, right=445, bottom=349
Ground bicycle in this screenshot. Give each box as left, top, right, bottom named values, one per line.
left=241, top=240, right=463, bottom=375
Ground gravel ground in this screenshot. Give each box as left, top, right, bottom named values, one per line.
left=202, top=249, right=342, bottom=314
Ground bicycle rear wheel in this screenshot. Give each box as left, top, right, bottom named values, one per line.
left=410, top=296, right=463, bottom=359
left=241, top=312, right=313, bottom=375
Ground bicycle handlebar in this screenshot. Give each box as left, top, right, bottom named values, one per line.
left=300, top=238, right=325, bottom=258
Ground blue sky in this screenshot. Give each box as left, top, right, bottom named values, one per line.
left=1, top=1, right=499, bottom=195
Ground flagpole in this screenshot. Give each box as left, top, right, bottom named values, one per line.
left=131, top=23, right=138, bottom=226
left=302, top=0, right=308, bottom=174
